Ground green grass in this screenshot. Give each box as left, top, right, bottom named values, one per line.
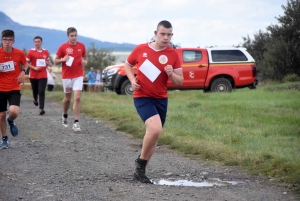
left=21, top=82, right=300, bottom=190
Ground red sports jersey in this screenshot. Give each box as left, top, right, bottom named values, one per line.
left=26, top=48, right=49, bottom=79
left=0, top=47, right=27, bottom=91
left=126, top=43, right=181, bottom=98
left=56, top=42, right=86, bottom=79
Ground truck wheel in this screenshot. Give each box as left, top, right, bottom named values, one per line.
left=121, top=80, right=133, bottom=95
left=115, top=89, right=121, bottom=94
left=210, top=78, right=232, bottom=92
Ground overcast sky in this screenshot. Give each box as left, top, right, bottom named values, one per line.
left=1, top=0, right=286, bottom=48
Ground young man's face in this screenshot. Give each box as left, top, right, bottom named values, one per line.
left=68, top=31, right=77, bottom=44
left=34, top=39, right=42, bottom=49
left=154, top=26, right=173, bottom=48
left=2, top=36, right=15, bottom=48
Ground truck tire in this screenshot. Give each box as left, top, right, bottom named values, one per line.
left=115, top=89, right=121, bottom=95
left=210, top=78, right=232, bottom=92
left=120, top=79, right=133, bottom=95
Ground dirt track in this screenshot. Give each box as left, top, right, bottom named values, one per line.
left=0, top=96, right=298, bottom=201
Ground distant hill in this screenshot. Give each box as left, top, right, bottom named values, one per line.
left=0, top=11, right=137, bottom=53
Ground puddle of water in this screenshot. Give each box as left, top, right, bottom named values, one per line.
left=153, top=178, right=241, bottom=187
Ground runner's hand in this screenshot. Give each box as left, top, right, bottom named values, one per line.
left=164, top=65, right=173, bottom=77
left=62, top=54, right=69, bottom=62
left=46, top=60, right=52, bottom=67
left=81, top=59, right=87, bottom=66
left=131, top=76, right=140, bottom=91
left=35, top=66, right=41, bottom=71
left=16, top=71, right=25, bottom=83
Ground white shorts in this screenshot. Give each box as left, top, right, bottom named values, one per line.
left=62, top=76, right=83, bottom=93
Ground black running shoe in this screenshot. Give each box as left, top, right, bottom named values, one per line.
left=39, top=109, right=45, bottom=115
left=134, top=169, right=153, bottom=184
left=134, top=157, right=153, bottom=184
left=33, top=100, right=38, bottom=106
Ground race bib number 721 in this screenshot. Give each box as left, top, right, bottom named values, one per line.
left=0, top=61, right=15, bottom=72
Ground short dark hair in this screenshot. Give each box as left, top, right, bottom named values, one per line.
left=67, top=27, right=77, bottom=36
left=157, top=20, right=172, bottom=30
left=2, top=30, right=15, bottom=39
left=33, top=36, right=43, bottom=41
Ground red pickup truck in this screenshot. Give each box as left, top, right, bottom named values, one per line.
left=102, top=47, right=258, bottom=95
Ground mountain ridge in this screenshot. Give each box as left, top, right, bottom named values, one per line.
left=0, top=11, right=136, bottom=53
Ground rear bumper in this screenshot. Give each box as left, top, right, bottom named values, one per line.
left=249, top=79, right=258, bottom=89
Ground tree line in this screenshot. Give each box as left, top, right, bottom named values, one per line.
left=84, top=42, right=116, bottom=72
left=240, top=0, right=300, bottom=81
left=86, top=0, right=299, bottom=80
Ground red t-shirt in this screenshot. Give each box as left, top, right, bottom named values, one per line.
left=26, top=48, right=49, bottom=79
left=126, top=43, right=181, bottom=98
left=0, top=47, right=27, bottom=91
left=56, top=42, right=86, bottom=79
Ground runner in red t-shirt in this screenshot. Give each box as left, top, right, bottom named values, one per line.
left=26, top=36, right=52, bottom=115
left=0, top=30, right=28, bottom=149
left=55, top=27, right=87, bottom=132
left=124, top=20, right=184, bottom=183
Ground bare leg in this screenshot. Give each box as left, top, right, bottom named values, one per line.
left=73, top=90, right=81, bottom=120
left=1, top=105, right=20, bottom=137
left=63, top=92, right=72, bottom=114
left=140, top=114, right=162, bottom=161
left=8, top=105, right=19, bottom=121
left=0, top=111, right=7, bottom=137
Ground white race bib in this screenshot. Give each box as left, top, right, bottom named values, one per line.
left=0, top=61, right=15, bottom=72
left=139, top=59, right=161, bottom=82
left=66, top=56, right=74, bottom=67
left=36, top=59, right=46, bottom=67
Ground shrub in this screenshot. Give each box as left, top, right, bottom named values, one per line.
left=282, top=74, right=300, bottom=82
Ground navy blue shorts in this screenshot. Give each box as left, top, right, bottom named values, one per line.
left=134, top=97, right=168, bottom=127
left=0, top=90, right=21, bottom=112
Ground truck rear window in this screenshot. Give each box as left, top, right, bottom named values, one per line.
left=211, top=50, right=248, bottom=62
left=183, top=51, right=202, bottom=62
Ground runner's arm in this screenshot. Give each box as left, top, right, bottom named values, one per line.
left=170, top=68, right=183, bottom=86
left=82, top=54, right=88, bottom=66
left=55, top=55, right=69, bottom=65
left=124, top=63, right=140, bottom=90
left=22, top=62, right=28, bottom=72
left=27, top=61, right=40, bottom=71
left=17, top=63, right=28, bottom=83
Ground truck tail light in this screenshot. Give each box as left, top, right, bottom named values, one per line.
left=252, top=65, right=256, bottom=77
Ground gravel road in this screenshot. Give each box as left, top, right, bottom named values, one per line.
left=0, top=96, right=298, bottom=201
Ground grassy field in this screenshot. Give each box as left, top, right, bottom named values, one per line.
left=22, top=81, right=300, bottom=190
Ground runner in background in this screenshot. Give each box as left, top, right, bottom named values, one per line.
left=87, top=67, right=96, bottom=92
left=55, top=27, right=87, bottom=132
left=0, top=30, right=28, bottom=149
left=26, top=36, right=52, bottom=115
left=94, top=68, right=102, bottom=92
left=47, top=67, right=56, bottom=91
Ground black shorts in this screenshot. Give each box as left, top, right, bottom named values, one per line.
left=134, top=97, right=168, bottom=127
left=0, top=90, right=21, bottom=112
